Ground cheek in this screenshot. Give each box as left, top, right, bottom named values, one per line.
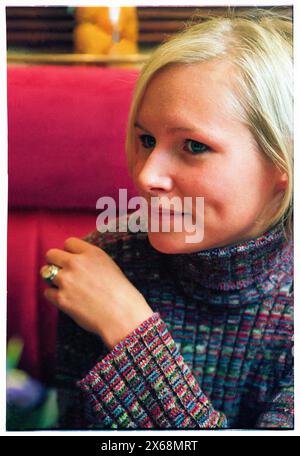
left=183, top=166, right=232, bottom=208
left=229, top=157, right=277, bottom=201
left=186, top=159, right=271, bottom=217
left=210, top=161, right=276, bottom=221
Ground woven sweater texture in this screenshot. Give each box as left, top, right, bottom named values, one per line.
left=56, top=222, right=293, bottom=429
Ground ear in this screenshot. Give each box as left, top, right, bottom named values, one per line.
left=275, top=171, right=288, bottom=192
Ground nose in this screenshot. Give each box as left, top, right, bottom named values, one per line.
left=135, top=147, right=174, bottom=196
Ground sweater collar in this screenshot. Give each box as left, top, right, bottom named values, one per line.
left=167, top=223, right=292, bottom=294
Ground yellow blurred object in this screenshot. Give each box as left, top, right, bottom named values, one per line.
left=108, top=39, right=138, bottom=56
left=75, top=7, right=103, bottom=26
left=74, top=7, right=138, bottom=55
left=74, top=23, right=112, bottom=54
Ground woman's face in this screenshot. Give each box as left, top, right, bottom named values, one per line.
left=132, top=61, right=286, bottom=253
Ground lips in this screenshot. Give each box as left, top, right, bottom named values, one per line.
left=150, top=207, right=186, bottom=216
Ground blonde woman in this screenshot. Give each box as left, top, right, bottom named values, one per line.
left=42, top=9, right=293, bottom=429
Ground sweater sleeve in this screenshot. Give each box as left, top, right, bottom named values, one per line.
left=77, top=312, right=227, bottom=429
left=255, top=370, right=294, bottom=429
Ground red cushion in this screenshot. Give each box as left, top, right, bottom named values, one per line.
left=7, top=65, right=138, bottom=210
left=7, top=209, right=97, bottom=382
left=7, top=65, right=140, bottom=382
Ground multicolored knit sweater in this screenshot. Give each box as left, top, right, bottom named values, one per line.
left=56, top=222, right=293, bottom=429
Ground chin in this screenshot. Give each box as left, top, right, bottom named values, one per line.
left=147, top=231, right=207, bottom=254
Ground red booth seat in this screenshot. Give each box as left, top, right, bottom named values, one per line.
left=7, top=65, right=138, bottom=383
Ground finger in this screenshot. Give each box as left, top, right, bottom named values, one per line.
left=45, top=248, right=71, bottom=268
left=64, top=237, right=91, bottom=254
left=43, top=286, right=60, bottom=306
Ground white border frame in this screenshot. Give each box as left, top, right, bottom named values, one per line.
left=1, top=0, right=298, bottom=437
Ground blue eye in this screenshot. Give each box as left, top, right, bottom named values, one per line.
left=184, top=139, right=209, bottom=154
left=139, top=134, right=156, bottom=149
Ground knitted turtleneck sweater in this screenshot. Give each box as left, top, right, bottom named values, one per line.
left=56, top=222, right=293, bottom=429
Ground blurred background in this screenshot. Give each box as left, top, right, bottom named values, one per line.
left=6, top=5, right=291, bottom=65
left=6, top=5, right=292, bottom=430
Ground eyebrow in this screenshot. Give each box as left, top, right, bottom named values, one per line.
left=134, top=121, right=197, bottom=134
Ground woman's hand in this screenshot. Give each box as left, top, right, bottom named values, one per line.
left=41, top=237, right=154, bottom=350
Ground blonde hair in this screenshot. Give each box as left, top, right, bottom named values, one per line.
left=126, top=9, right=293, bottom=233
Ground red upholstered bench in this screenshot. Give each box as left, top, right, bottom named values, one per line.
left=7, top=65, right=138, bottom=383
